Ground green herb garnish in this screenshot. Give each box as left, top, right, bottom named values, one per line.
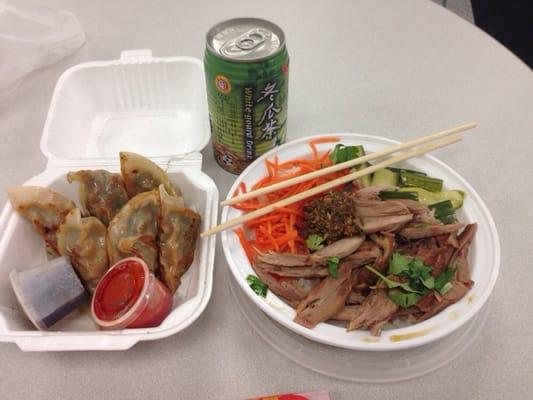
left=388, top=252, right=411, bottom=275
left=387, top=253, right=434, bottom=292
left=364, top=265, right=422, bottom=293
left=402, top=258, right=435, bottom=292
left=329, top=144, right=365, bottom=164
left=378, top=190, right=419, bottom=201
left=440, top=282, right=453, bottom=295
left=327, top=256, right=340, bottom=278
left=388, top=291, right=422, bottom=308
left=306, top=234, right=325, bottom=251
left=246, top=274, right=268, bottom=298
left=367, top=254, right=458, bottom=308
left=398, top=171, right=444, bottom=192
left=429, top=200, right=458, bottom=224
left=434, top=267, right=455, bottom=294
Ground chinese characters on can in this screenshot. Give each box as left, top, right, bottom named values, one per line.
left=257, top=81, right=281, bottom=141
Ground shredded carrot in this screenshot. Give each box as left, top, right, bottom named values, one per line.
left=309, top=136, right=341, bottom=146
left=235, top=228, right=254, bottom=263
left=233, top=182, right=248, bottom=197
left=233, top=139, right=350, bottom=261
left=309, top=142, right=319, bottom=161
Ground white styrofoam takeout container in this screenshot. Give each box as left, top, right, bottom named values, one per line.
left=0, top=49, right=219, bottom=351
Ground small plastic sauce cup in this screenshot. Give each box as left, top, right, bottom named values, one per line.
left=91, top=257, right=173, bottom=330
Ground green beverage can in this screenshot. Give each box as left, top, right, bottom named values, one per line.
left=204, top=18, right=289, bottom=174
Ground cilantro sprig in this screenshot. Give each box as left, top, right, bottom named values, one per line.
left=435, top=267, right=455, bottom=294
left=388, top=291, right=422, bottom=308
left=246, top=274, right=268, bottom=298
left=365, top=252, right=456, bottom=308
left=364, top=265, right=422, bottom=293
left=306, top=234, right=325, bottom=251
left=327, top=256, right=340, bottom=278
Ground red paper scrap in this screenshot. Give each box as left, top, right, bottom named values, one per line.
left=247, top=390, right=331, bottom=400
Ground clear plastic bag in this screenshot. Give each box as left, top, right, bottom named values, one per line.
left=0, top=0, right=86, bottom=94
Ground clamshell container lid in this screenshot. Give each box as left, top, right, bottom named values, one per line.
left=40, top=49, right=210, bottom=167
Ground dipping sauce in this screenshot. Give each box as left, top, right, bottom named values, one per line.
left=10, top=257, right=88, bottom=330
left=92, top=257, right=172, bottom=329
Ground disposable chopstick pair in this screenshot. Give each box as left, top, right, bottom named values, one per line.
left=221, top=122, right=476, bottom=207
left=201, top=131, right=468, bottom=238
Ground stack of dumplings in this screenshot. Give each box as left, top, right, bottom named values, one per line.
left=7, top=152, right=201, bottom=295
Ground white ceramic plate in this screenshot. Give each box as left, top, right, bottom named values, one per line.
left=221, top=133, right=500, bottom=351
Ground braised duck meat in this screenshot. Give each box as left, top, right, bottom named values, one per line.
left=346, top=291, right=366, bottom=305
left=256, top=252, right=311, bottom=267
left=331, top=305, right=364, bottom=321
left=311, top=235, right=365, bottom=260
left=256, top=235, right=365, bottom=269
left=294, top=262, right=353, bottom=328
left=412, top=236, right=455, bottom=277
left=254, top=219, right=476, bottom=336
left=254, top=258, right=328, bottom=278
left=343, top=241, right=382, bottom=268
left=369, top=233, right=395, bottom=270
left=347, top=289, right=399, bottom=336
left=399, top=223, right=464, bottom=239
left=354, top=199, right=413, bottom=234
left=450, top=224, right=477, bottom=286
left=251, top=262, right=318, bottom=304
left=389, top=199, right=441, bottom=225
left=416, top=282, right=470, bottom=321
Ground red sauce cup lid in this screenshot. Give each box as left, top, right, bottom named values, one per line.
left=91, top=257, right=150, bottom=329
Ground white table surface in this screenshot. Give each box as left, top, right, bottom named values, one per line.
left=1, top=0, right=532, bottom=399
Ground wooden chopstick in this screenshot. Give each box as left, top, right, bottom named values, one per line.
left=201, top=134, right=462, bottom=237
left=220, top=122, right=476, bottom=207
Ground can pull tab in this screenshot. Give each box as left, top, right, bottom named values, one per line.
left=236, top=29, right=267, bottom=50
left=221, top=29, right=270, bottom=56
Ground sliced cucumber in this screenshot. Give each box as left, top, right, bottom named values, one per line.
left=398, top=187, right=465, bottom=209
left=351, top=146, right=371, bottom=188
left=358, top=173, right=372, bottom=188
left=352, top=162, right=372, bottom=188
left=371, top=169, right=398, bottom=186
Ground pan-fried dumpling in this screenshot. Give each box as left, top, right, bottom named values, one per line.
left=7, top=186, right=75, bottom=257
left=57, top=208, right=108, bottom=292
left=107, top=190, right=160, bottom=272
left=158, top=185, right=201, bottom=293
left=120, top=151, right=180, bottom=198
left=67, top=170, right=129, bottom=226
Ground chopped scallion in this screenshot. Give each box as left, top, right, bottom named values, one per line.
left=379, top=190, right=419, bottom=201
left=399, top=171, right=444, bottom=192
